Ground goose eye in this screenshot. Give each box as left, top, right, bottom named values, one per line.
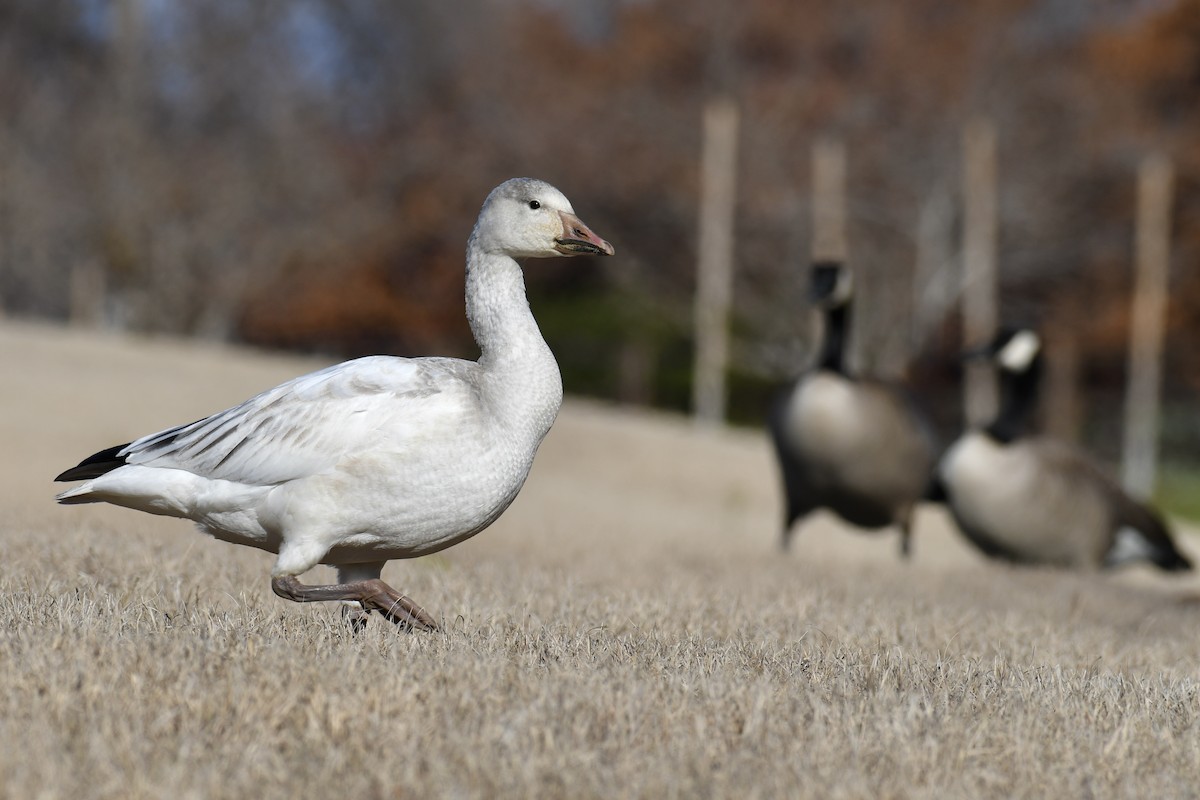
left=528, top=200, right=541, bottom=210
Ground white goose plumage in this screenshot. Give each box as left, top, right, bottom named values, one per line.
left=55, top=178, right=614, bottom=630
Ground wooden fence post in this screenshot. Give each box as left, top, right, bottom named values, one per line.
left=1121, top=154, right=1173, bottom=498
left=692, top=97, right=739, bottom=426
left=811, top=138, right=847, bottom=265
left=809, top=138, right=851, bottom=367
left=0, top=133, right=6, bottom=320
left=961, top=118, right=999, bottom=427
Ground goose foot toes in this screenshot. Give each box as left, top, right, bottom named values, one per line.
left=361, top=580, right=439, bottom=632
left=270, top=574, right=439, bottom=633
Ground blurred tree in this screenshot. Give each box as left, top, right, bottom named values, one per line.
left=0, top=0, right=1197, bottom=442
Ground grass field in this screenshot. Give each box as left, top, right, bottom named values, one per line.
left=2, top=321, right=1198, bottom=799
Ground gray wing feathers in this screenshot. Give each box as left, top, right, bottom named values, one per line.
left=119, top=357, right=459, bottom=485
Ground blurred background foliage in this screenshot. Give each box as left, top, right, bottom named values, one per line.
left=3, top=0, right=1200, bottom=505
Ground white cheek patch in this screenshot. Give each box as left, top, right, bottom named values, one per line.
left=998, top=330, right=1041, bottom=372
left=832, top=269, right=854, bottom=305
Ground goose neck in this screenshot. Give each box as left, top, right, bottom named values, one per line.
left=465, top=250, right=543, bottom=361
left=818, top=303, right=850, bottom=374
left=464, top=247, right=563, bottom=429
left=985, top=360, right=1041, bottom=443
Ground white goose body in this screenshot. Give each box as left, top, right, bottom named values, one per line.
left=73, top=352, right=557, bottom=567
left=56, top=178, right=614, bottom=628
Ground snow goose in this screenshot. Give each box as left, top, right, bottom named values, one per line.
left=768, top=262, right=936, bottom=557
left=55, top=177, right=615, bottom=630
left=935, top=328, right=1192, bottom=571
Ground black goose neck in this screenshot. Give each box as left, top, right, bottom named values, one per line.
left=818, top=302, right=850, bottom=374
left=985, top=358, right=1041, bottom=443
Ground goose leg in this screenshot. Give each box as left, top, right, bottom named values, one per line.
left=897, top=508, right=914, bottom=560
left=781, top=523, right=796, bottom=552
left=337, top=563, right=380, bottom=632
left=271, top=575, right=439, bottom=632
left=781, top=507, right=812, bottom=552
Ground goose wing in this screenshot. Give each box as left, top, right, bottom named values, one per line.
left=1030, top=438, right=1188, bottom=562
left=89, top=356, right=477, bottom=486
left=1026, top=439, right=1120, bottom=497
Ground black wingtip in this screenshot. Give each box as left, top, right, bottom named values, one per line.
left=1157, top=548, right=1194, bottom=573
left=54, top=443, right=130, bottom=482
left=1118, top=500, right=1195, bottom=573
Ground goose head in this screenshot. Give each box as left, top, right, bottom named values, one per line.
left=472, top=178, right=615, bottom=260
left=964, top=327, right=1042, bottom=374
left=810, top=261, right=854, bottom=308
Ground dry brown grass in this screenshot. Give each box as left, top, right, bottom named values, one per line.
left=2, top=321, right=1199, bottom=799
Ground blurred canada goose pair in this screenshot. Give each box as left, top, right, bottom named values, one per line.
left=936, top=328, right=1192, bottom=572
left=55, top=178, right=615, bottom=629
left=768, top=262, right=936, bottom=556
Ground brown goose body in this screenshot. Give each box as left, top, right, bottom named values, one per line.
left=768, top=262, right=936, bottom=555
left=772, top=370, right=934, bottom=533
left=937, top=329, right=1191, bottom=572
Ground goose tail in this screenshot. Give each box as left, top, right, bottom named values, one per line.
left=1113, top=497, right=1193, bottom=572
left=55, top=482, right=100, bottom=505
left=54, top=441, right=132, bottom=504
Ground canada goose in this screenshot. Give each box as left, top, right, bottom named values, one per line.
left=936, top=328, right=1192, bottom=571
left=767, top=262, right=936, bottom=556
left=55, top=178, right=615, bottom=630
